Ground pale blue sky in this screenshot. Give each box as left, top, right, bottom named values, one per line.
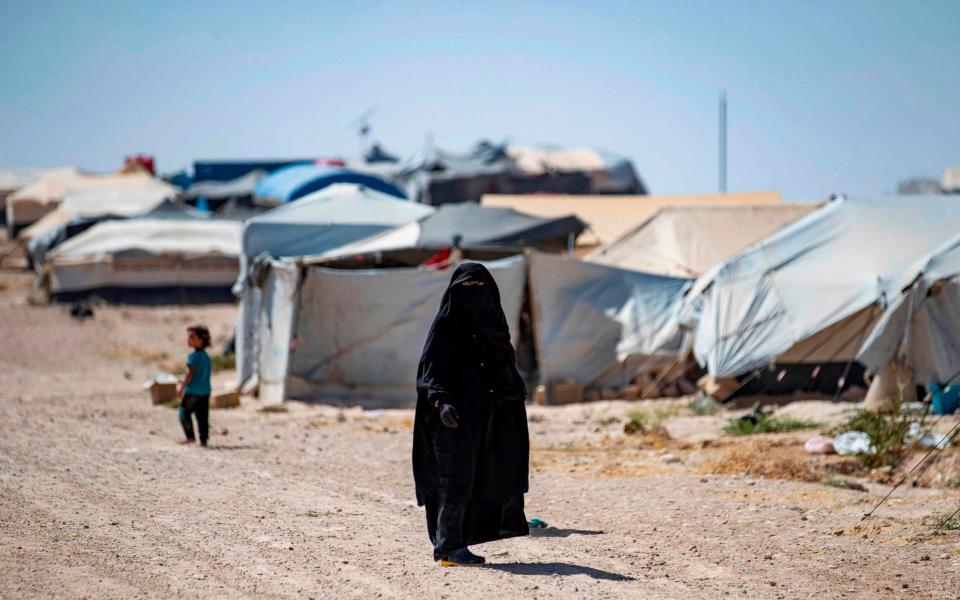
left=1, top=1, right=957, bottom=199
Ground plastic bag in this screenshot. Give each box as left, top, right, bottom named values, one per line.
left=833, top=431, right=876, bottom=455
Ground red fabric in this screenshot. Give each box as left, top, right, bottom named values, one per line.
left=422, top=247, right=452, bottom=268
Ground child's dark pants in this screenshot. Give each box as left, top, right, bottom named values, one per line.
left=179, top=394, right=210, bottom=446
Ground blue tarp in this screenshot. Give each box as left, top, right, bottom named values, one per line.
left=254, top=165, right=405, bottom=203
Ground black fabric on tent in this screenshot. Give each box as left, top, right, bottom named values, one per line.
left=416, top=204, right=587, bottom=251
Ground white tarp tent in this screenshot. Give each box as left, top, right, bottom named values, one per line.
left=587, top=204, right=817, bottom=277
left=529, top=252, right=691, bottom=388
left=46, top=219, right=241, bottom=302
left=234, top=184, right=434, bottom=384
left=240, top=183, right=433, bottom=266
left=279, top=256, right=526, bottom=405
left=687, top=195, right=960, bottom=379
left=858, top=234, right=960, bottom=386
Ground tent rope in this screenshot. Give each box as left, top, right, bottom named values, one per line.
left=830, top=305, right=882, bottom=402
left=860, top=364, right=960, bottom=523
left=860, top=419, right=960, bottom=523
left=934, top=502, right=960, bottom=534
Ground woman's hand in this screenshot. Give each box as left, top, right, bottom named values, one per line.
left=438, top=404, right=459, bottom=429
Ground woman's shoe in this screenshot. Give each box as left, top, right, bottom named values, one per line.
left=437, top=547, right=486, bottom=567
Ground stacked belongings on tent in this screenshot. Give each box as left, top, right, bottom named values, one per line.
left=857, top=233, right=960, bottom=413
left=233, top=184, right=436, bottom=388
left=358, top=140, right=647, bottom=206
left=683, top=195, right=960, bottom=402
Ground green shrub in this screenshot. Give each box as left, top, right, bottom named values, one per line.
left=211, top=353, right=235, bottom=372
left=823, top=475, right=867, bottom=492
left=623, top=410, right=650, bottom=434
left=722, top=414, right=821, bottom=436
left=688, top=395, right=720, bottom=416
left=830, top=409, right=914, bottom=469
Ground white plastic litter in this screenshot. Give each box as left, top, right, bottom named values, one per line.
left=833, top=431, right=876, bottom=455
left=906, top=423, right=951, bottom=449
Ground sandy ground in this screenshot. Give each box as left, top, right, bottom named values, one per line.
left=1, top=258, right=959, bottom=599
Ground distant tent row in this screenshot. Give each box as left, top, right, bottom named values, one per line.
left=348, top=140, right=647, bottom=206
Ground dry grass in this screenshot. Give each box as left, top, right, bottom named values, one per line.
left=704, top=438, right=862, bottom=483
left=102, top=343, right=170, bottom=366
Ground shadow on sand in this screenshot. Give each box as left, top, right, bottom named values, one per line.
left=486, top=561, right=633, bottom=581
left=205, top=444, right=261, bottom=451
left=530, top=527, right=604, bottom=538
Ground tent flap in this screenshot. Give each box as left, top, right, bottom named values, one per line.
left=530, top=251, right=691, bottom=388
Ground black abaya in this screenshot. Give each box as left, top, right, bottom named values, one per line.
left=412, top=263, right=530, bottom=559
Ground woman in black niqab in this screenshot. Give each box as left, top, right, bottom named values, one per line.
left=413, top=262, right=530, bottom=566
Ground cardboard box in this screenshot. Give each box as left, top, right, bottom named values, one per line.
left=210, top=389, right=241, bottom=409
left=532, top=385, right=547, bottom=406
left=696, top=374, right=739, bottom=402
left=148, top=382, right=178, bottom=406
left=548, top=381, right=584, bottom=405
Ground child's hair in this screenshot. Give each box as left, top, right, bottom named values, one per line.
left=188, top=325, right=212, bottom=349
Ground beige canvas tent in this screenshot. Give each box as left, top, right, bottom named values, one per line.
left=482, top=191, right=782, bottom=251
left=5, top=169, right=162, bottom=235
left=17, top=181, right=179, bottom=246
left=586, top=203, right=817, bottom=277
left=1, top=167, right=75, bottom=224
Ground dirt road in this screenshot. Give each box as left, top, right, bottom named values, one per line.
left=0, top=267, right=958, bottom=599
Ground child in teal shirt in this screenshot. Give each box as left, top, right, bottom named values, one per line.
left=178, top=325, right=212, bottom=447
